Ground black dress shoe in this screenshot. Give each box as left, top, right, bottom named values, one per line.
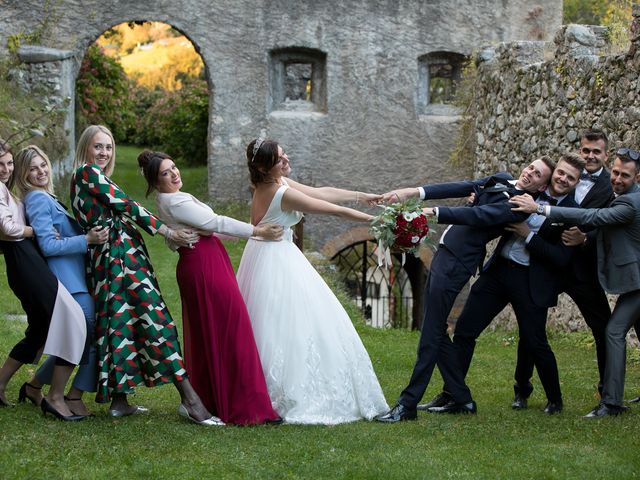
left=584, top=403, right=629, bottom=419
left=428, top=400, right=477, bottom=414
left=628, top=395, right=640, bottom=404
left=417, top=392, right=452, bottom=411
left=375, top=403, right=417, bottom=423
left=18, top=382, right=41, bottom=406
left=543, top=401, right=563, bottom=415
left=511, top=393, right=528, bottom=410
left=41, top=398, right=86, bottom=421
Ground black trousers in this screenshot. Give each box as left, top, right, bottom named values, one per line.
left=442, top=257, right=562, bottom=403
left=513, top=276, right=611, bottom=395
left=1, top=239, right=56, bottom=364
left=398, top=247, right=473, bottom=408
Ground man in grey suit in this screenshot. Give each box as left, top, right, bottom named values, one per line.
left=511, top=147, right=640, bottom=418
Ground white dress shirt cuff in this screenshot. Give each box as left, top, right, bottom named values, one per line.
left=418, top=187, right=426, bottom=200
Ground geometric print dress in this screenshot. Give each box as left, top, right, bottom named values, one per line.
left=71, top=163, right=186, bottom=403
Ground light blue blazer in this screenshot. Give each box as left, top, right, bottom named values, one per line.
left=24, top=189, right=89, bottom=295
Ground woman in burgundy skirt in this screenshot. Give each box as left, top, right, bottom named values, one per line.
left=138, top=150, right=282, bottom=425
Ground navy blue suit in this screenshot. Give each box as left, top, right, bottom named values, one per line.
left=442, top=194, right=578, bottom=404
left=398, top=173, right=533, bottom=408
left=514, top=169, right=615, bottom=396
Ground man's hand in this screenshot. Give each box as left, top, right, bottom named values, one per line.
left=505, top=222, right=530, bottom=237
left=561, top=226, right=587, bottom=246
left=509, top=194, right=538, bottom=213
left=381, top=187, right=420, bottom=204
left=422, top=207, right=435, bottom=217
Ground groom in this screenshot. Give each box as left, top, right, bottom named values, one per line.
left=376, top=156, right=554, bottom=422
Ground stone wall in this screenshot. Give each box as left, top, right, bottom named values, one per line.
left=0, top=0, right=562, bottom=251
left=468, top=5, right=640, bottom=341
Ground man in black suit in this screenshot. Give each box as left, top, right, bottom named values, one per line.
left=375, top=157, right=554, bottom=422
left=510, top=130, right=615, bottom=409
left=427, top=153, right=584, bottom=415
left=511, top=148, right=640, bottom=417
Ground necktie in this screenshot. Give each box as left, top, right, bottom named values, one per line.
left=580, top=172, right=598, bottom=182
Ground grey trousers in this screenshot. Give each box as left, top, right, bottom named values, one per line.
left=602, top=289, right=640, bottom=406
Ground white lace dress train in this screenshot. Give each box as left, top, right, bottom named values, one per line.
left=236, top=185, right=388, bottom=424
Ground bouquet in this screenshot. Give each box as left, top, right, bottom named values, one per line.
left=370, top=198, right=433, bottom=267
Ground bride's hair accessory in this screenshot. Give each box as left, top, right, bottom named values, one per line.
left=251, top=138, right=265, bottom=163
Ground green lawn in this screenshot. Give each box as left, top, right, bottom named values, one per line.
left=0, top=146, right=639, bottom=479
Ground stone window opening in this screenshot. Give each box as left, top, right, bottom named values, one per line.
left=417, top=51, right=467, bottom=116
left=269, top=48, right=327, bottom=113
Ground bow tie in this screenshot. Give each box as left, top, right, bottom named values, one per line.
left=537, top=192, right=558, bottom=206
left=580, top=172, right=598, bottom=182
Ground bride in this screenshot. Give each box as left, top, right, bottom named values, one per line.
left=236, top=138, right=389, bottom=424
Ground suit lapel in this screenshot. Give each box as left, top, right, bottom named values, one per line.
left=581, top=169, right=612, bottom=207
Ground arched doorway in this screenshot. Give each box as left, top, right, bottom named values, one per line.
left=74, top=21, right=209, bottom=169
left=331, top=240, right=427, bottom=330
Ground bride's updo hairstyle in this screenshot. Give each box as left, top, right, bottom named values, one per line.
left=138, top=149, right=172, bottom=197
left=247, top=138, right=279, bottom=185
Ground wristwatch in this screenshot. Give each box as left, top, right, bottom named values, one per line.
left=536, top=204, right=545, bottom=215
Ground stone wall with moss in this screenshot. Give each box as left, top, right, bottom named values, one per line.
left=469, top=5, right=640, bottom=339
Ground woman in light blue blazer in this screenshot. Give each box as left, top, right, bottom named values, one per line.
left=14, top=145, right=107, bottom=417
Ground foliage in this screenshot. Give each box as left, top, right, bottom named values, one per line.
left=0, top=62, right=68, bottom=162
left=448, top=58, right=478, bottom=177
left=564, top=0, right=634, bottom=51
left=137, top=77, right=209, bottom=165
left=97, top=22, right=204, bottom=91
left=75, top=44, right=136, bottom=143
left=6, top=0, right=63, bottom=58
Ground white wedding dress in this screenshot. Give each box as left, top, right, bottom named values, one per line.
left=236, top=184, right=389, bottom=424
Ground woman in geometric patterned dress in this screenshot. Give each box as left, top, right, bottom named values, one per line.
left=70, top=125, right=221, bottom=425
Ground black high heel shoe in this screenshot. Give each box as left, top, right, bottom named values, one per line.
left=41, top=398, right=86, bottom=421
left=18, top=382, right=41, bottom=406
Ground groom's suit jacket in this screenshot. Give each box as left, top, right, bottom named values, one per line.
left=421, top=172, right=533, bottom=276
left=547, top=184, right=640, bottom=295
left=483, top=194, right=578, bottom=307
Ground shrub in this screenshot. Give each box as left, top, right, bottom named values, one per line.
left=75, top=44, right=135, bottom=142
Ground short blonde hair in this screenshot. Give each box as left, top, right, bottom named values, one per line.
left=74, top=125, right=116, bottom=176
left=13, top=145, right=55, bottom=197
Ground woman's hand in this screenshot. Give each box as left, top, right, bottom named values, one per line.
left=23, top=226, right=34, bottom=238
left=86, top=225, right=109, bottom=245
left=254, top=223, right=284, bottom=241
left=168, top=228, right=200, bottom=248
left=356, top=192, right=383, bottom=206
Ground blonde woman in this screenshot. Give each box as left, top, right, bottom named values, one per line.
left=71, top=125, right=219, bottom=425
left=13, top=145, right=108, bottom=417
left=0, top=140, right=86, bottom=420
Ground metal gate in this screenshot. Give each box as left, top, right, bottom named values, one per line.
left=331, top=240, right=425, bottom=329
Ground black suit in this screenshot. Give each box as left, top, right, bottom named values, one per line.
left=514, top=170, right=614, bottom=397
left=398, top=173, right=533, bottom=408
left=440, top=194, right=578, bottom=404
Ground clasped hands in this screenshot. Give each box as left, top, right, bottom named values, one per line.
left=509, top=193, right=586, bottom=246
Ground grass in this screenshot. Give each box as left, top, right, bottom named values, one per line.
left=1, top=146, right=639, bottom=479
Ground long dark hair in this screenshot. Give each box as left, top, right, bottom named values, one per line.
left=137, top=150, right=172, bottom=197
left=246, top=139, right=279, bottom=185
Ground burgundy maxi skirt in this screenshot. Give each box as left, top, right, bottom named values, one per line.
left=176, top=234, right=279, bottom=425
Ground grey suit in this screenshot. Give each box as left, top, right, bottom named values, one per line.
left=547, top=185, right=640, bottom=406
